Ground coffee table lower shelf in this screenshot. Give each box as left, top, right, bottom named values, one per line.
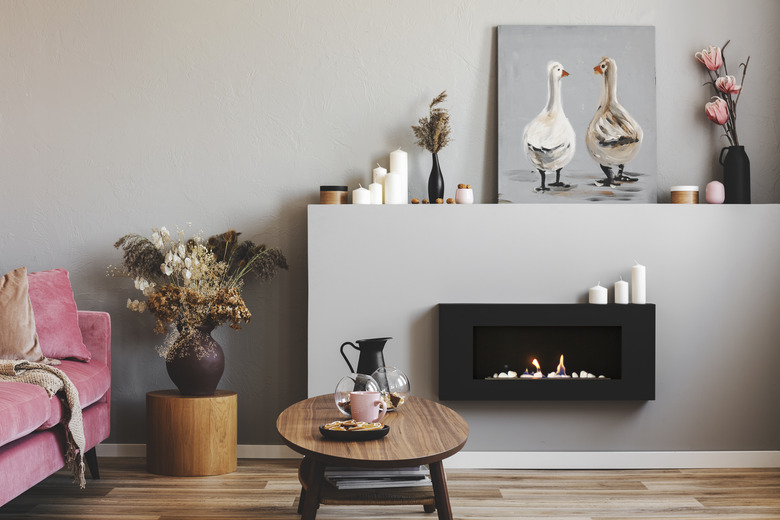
left=297, top=456, right=436, bottom=513
left=320, top=485, right=436, bottom=511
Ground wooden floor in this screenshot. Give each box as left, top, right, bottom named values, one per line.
left=1, top=458, right=779, bottom=519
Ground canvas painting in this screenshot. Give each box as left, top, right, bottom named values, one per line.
left=497, top=25, right=657, bottom=203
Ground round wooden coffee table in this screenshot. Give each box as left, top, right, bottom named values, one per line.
left=277, top=394, right=468, bottom=520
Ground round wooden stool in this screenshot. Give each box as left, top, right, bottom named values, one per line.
left=146, top=390, right=237, bottom=476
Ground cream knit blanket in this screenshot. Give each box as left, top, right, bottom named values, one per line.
left=0, top=360, right=86, bottom=488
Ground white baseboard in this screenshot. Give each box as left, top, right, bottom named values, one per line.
left=443, top=450, right=780, bottom=469
left=96, top=445, right=780, bottom=469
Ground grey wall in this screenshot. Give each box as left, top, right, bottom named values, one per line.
left=1, top=1, right=778, bottom=446
left=308, top=205, right=780, bottom=451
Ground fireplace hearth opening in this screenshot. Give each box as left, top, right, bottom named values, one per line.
left=439, top=304, right=655, bottom=400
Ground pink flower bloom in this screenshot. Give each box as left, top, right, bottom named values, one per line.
left=716, top=75, right=742, bottom=94
left=705, top=97, right=729, bottom=125
left=695, top=45, right=723, bottom=71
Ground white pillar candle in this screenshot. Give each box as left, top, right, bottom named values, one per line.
left=614, top=278, right=629, bottom=304
left=389, top=148, right=407, bottom=176
left=589, top=283, right=607, bottom=304
left=388, top=148, right=408, bottom=204
left=368, top=182, right=383, bottom=204
left=384, top=172, right=403, bottom=204
left=372, top=164, right=387, bottom=203
left=631, top=262, right=646, bottom=304
left=352, top=184, right=371, bottom=205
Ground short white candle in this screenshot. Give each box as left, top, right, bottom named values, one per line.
left=614, top=278, right=629, bottom=304
left=368, top=182, right=383, bottom=204
left=631, top=262, right=646, bottom=304
left=352, top=184, right=371, bottom=205
left=589, top=282, right=607, bottom=304
left=384, top=172, right=403, bottom=204
left=372, top=164, right=387, bottom=203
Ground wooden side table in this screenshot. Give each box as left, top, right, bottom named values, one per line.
left=146, top=390, right=237, bottom=476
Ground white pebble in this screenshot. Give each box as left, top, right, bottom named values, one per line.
left=507, top=370, right=518, bottom=378
left=572, top=372, right=578, bottom=379
left=580, top=370, right=588, bottom=378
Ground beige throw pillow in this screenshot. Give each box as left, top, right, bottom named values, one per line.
left=0, top=267, right=52, bottom=364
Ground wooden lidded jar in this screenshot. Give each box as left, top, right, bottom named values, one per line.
left=670, top=186, right=699, bottom=204
left=320, top=185, right=348, bottom=204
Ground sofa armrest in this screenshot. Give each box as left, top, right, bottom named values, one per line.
left=77, top=311, right=111, bottom=369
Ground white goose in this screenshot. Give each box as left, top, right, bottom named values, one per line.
left=586, top=57, right=643, bottom=187
left=522, top=61, right=576, bottom=192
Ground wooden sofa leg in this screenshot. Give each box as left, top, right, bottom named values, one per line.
left=84, top=447, right=100, bottom=479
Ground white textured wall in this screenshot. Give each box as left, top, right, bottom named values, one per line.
left=1, top=0, right=778, bottom=445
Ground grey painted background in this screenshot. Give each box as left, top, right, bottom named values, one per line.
left=1, top=0, right=778, bottom=446
left=309, top=205, right=780, bottom=451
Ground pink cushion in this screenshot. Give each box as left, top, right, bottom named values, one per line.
left=27, top=269, right=91, bottom=362
left=0, top=382, right=51, bottom=445
left=0, top=267, right=47, bottom=363
left=36, top=359, right=110, bottom=430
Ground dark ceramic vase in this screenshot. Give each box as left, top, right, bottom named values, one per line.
left=719, top=145, right=751, bottom=204
left=166, top=325, right=225, bottom=396
left=428, top=152, right=444, bottom=201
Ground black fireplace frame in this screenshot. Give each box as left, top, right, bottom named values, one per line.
left=438, top=304, right=655, bottom=401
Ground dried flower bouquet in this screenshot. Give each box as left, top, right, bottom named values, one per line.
left=112, top=226, right=287, bottom=360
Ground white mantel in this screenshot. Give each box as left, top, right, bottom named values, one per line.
left=307, top=204, right=780, bottom=465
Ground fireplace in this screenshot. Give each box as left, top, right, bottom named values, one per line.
left=438, top=304, right=655, bottom=400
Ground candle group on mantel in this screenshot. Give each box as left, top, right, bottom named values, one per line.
left=351, top=149, right=408, bottom=204
left=588, top=262, right=647, bottom=304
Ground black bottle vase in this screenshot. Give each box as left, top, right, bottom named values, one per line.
left=719, top=145, right=751, bottom=204
left=428, top=152, right=444, bottom=201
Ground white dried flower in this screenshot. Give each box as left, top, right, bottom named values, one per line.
left=160, top=226, right=170, bottom=240
left=161, top=263, right=173, bottom=276
left=177, top=244, right=186, bottom=258
left=184, top=269, right=192, bottom=280
left=184, top=257, right=192, bottom=268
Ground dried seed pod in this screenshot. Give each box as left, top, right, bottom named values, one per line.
left=422, top=199, right=430, bottom=204
left=435, top=198, right=444, bottom=204
left=446, top=198, right=454, bottom=204
left=411, top=198, right=420, bottom=204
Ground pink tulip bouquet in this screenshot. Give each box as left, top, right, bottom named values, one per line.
left=695, top=40, right=750, bottom=146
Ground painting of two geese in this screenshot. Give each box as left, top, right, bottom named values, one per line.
left=498, top=25, right=656, bottom=203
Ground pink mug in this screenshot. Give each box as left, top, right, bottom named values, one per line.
left=349, top=391, right=387, bottom=423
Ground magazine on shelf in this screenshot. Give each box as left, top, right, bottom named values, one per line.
left=324, top=465, right=431, bottom=490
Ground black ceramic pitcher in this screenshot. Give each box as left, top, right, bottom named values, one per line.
left=340, top=337, right=391, bottom=376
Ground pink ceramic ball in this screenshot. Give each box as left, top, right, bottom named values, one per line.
left=705, top=181, right=725, bottom=204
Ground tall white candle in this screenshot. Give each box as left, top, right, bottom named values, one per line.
left=368, top=182, right=383, bottom=204
left=352, top=184, right=371, bottom=205
left=388, top=148, right=408, bottom=204
left=614, top=278, right=629, bottom=304
left=372, top=164, right=387, bottom=203
left=589, top=283, right=608, bottom=304
left=384, top=172, right=402, bottom=204
left=389, top=149, right=407, bottom=176
left=631, top=262, right=646, bottom=304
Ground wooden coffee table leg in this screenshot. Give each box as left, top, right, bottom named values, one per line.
left=300, top=458, right=325, bottom=520
left=429, top=461, right=453, bottom=520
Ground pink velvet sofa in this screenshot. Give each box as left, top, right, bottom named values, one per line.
left=0, top=307, right=111, bottom=507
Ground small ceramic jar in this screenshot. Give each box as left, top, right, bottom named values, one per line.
left=455, top=188, right=474, bottom=204
left=705, top=181, right=725, bottom=204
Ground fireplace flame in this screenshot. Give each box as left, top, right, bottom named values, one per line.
left=556, top=354, right=566, bottom=376
left=532, top=359, right=540, bottom=371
